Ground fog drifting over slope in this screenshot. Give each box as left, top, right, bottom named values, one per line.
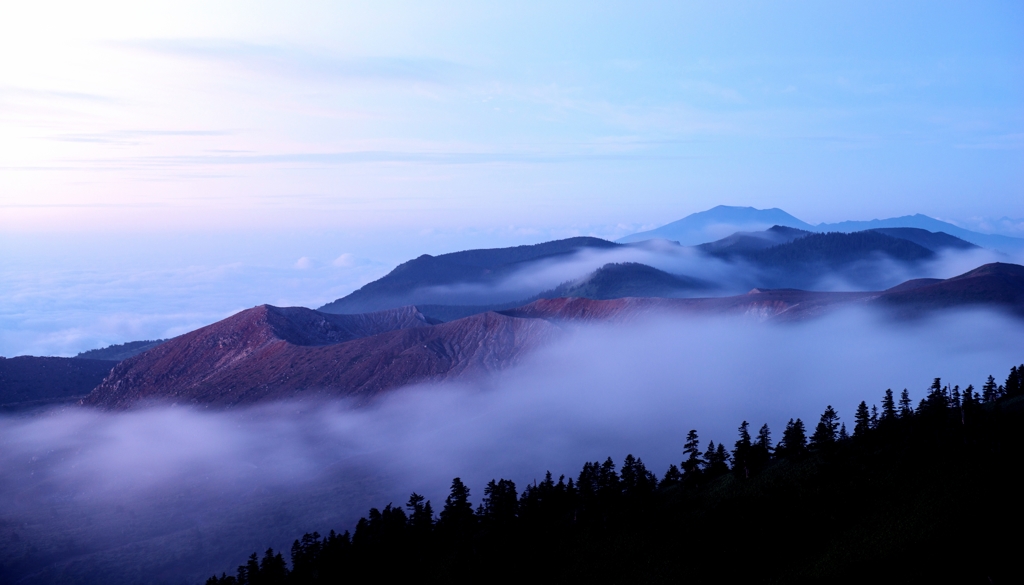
left=410, top=243, right=1019, bottom=306
left=2, top=309, right=1022, bottom=584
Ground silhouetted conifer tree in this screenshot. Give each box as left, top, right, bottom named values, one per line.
left=810, top=406, right=840, bottom=448
left=961, top=384, right=977, bottom=424
left=289, top=532, right=322, bottom=583
left=921, top=378, right=949, bottom=415
left=733, top=421, right=753, bottom=479
left=576, top=461, right=600, bottom=500
left=756, top=424, right=772, bottom=452
left=660, top=464, right=682, bottom=489
left=258, top=549, right=288, bottom=584
left=481, top=479, right=518, bottom=527
left=777, top=418, right=807, bottom=458
left=899, top=389, right=914, bottom=418
left=982, top=375, right=999, bottom=402
left=681, top=429, right=703, bottom=481
left=1005, top=365, right=1022, bottom=398
left=854, top=401, right=871, bottom=438
left=621, top=455, right=656, bottom=496
left=746, top=423, right=772, bottom=473
left=870, top=404, right=879, bottom=428
left=439, top=477, right=476, bottom=538
left=703, top=441, right=730, bottom=477
left=406, top=492, right=435, bottom=534
left=598, top=457, right=620, bottom=490
left=715, top=443, right=731, bottom=469
left=239, top=553, right=259, bottom=585
left=881, top=389, right=897, bottom=422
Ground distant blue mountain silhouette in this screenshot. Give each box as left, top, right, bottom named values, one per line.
left=618, top=205, right=814, bottom=245
left=816, top=215, right=1023, bottom=252
left=619, top=206, right=1024, bottom=252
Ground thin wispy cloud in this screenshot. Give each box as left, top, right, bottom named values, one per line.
left=48, top=129, right=233, bottom=144
left=120, top=39, right=471, bottom=86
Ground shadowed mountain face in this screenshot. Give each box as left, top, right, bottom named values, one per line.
left=535, top=262, right=714, bottom=300
left=319, top=237, right=620, bottom=314
left=698, top=225, right=811, bottom=255
left=818, top=214, right=1024, bottom=252
left=699, top=225, right=974, bottom=257
left=700, top=229, right=966, bottom=290
left=744, top=231, right=935, bottom=267
left=1, top=356, right=116, bottom=409
left=866, top=228, right=977, bottom=252
left=82, top=263, right=1024, bottom=410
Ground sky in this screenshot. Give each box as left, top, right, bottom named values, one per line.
left=1, top=1, right=1023, bottom=355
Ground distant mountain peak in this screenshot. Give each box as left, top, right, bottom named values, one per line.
left=618, top=206, right=815, bottom=245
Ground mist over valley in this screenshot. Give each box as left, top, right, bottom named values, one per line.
left=3, top=209, right=1024, bottom=583
left=3, top=3, right=1022, bottom=580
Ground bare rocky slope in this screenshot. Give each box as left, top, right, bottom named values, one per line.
left=82, top=304, right=553, bottom=408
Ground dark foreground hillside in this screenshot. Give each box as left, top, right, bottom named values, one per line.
left=207, top=365, right=1024, bottom=584
left=0, top=356, right=115, bottom=410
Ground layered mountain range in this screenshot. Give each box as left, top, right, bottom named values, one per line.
left=618, top=205, right=1024, bottom=251
left=318, top=224, right=984, bottom=320
left=80, top=262, right=1024, bottom=409
left=8, top=206, right=1024, bottom=411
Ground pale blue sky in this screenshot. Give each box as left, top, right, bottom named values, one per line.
left=2, top=1, right=1021, bottom=232
left=1, top=1, right=1023, bottom=355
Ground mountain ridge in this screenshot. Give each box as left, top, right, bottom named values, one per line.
left=320, top=236, right=620, bottom=314
left=81, top=263, right=1024, bottom=410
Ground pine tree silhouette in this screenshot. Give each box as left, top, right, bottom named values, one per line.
left=732, top=421, right=753, bottom=479
left=778, top=418, right=807, bottom=458
left=681, top=429, right=703, bottom=480
left=1004, top=366, right=1021, bottom=398
left=881, top=388, right=897, bottom=422
left=439, top=477, right=476, bottom=541
left=810, top=406, right=840, bottom=448
left=854, top=401, right=871, bottom=437
left=899, top=389, right=914, bottom=418
left=982, top=375, right=999, bottom=402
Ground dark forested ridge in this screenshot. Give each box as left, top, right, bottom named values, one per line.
left=728, top=230, right=936, bottom=267
left=206, top=364, right=1024, bottom=584
left=535, top=262, right=713, bottom=300
left=75, top=339, right=167, bottom=361
left=0, top=356, right=116, bottom=410
left=319, top=237, right=620, bottom=314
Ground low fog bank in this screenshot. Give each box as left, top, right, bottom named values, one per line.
left=2, top=309, right=1023, bottom=584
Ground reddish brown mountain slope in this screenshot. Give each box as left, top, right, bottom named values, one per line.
left=502, top=289, right=874, bottom=323
left=875, top=262, right=1024, bottom=315
left=83, top=307, right=555, bottom=408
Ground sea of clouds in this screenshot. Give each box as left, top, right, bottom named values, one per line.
left=1, top=308, right=1022, bottom=584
